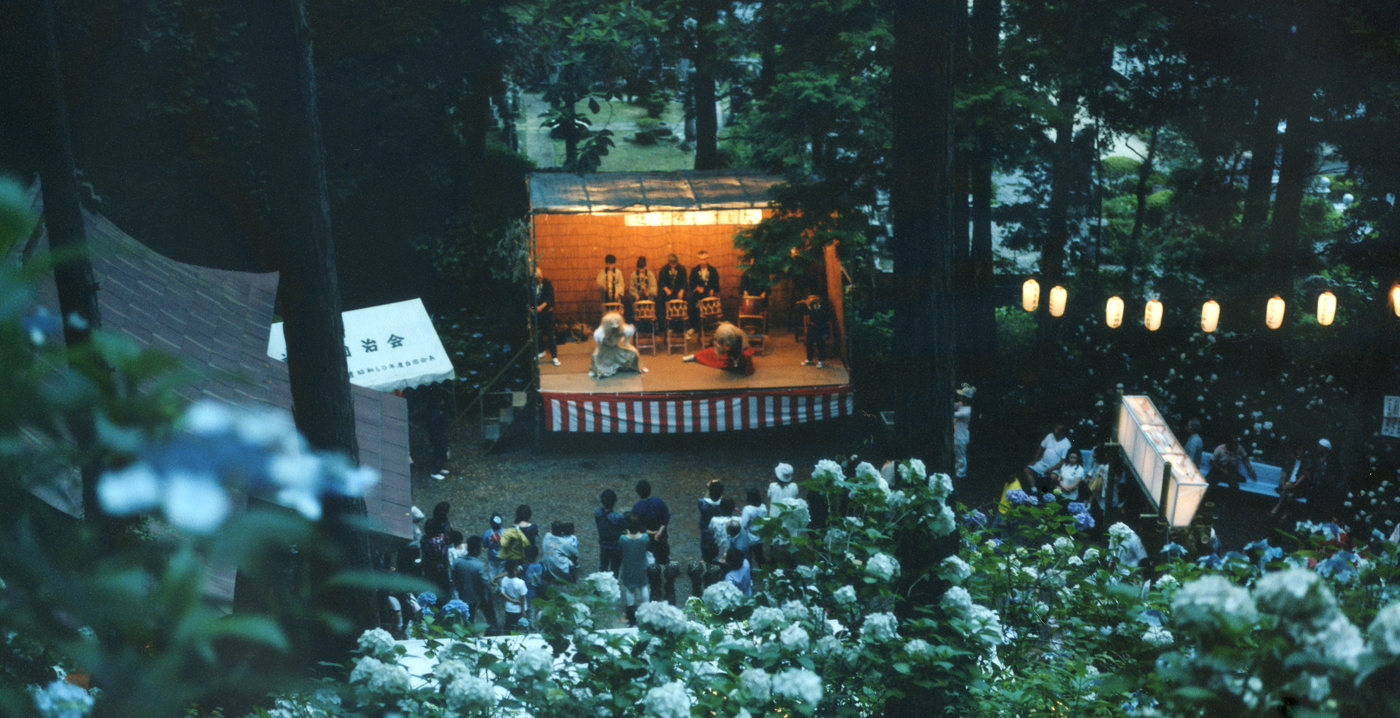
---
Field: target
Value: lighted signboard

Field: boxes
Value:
[1117,395,1209,528]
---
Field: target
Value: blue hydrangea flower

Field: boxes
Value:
[442,599,470,619]
[1073,512,1095,530]
[417,591,438,607]
[964,510,987,528]
[1006,490,1038,506]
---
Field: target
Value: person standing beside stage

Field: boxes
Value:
[628,256,657,324]
[658,254,688,333]
[954,384,974,480]
[688,250,721,332]
[801,294,833,368]
[532,267,560,366]
[597,254,625,305]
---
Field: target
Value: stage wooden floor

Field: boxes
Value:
[539,328,849,395]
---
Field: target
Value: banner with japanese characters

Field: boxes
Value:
[267,298,455,392]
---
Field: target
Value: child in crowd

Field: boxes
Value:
[522,544,545,624]
[706,498,738,559]
[1057,451,1086,501]
[499,560,527,633]
[618,512,651,627]
[723,547,752,596]
[482,514,505,577]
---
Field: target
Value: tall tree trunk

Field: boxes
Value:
[242,0,372,666]
[1042,87,1079,287]
[967,0,999,356]
[692,0,720,170]
[1266,106,1314,297]
[1126,125,1158,286]
[889,0,957,714]
[1239,89,1279,252]
[23,0,105,518]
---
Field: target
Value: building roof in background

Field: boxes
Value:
[529,170,784,214]
[24,187,412,546]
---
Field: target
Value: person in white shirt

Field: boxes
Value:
[1024,423,1071,494]
[627,256,657,324]
[768,462,799,503]
[1057,451,1086,501]
[499,560,528,633]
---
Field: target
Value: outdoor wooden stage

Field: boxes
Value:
[537,328,853,433]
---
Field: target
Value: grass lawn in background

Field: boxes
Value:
[521,94,736,173]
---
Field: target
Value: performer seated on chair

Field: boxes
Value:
[597,254,626,304]
[687,250,720,333]
[590,312,648,378]
[683,322,754,376]
[627,256,657,324]
[658,254,688,333]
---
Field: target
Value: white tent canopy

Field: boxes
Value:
[267,298,456,392]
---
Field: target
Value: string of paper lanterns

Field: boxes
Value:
[1020,277,1347,330]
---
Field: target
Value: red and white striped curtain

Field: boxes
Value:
[542,386,855,433]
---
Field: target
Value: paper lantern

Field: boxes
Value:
[1105,296,1124,328]
[1049,285,1067,317]
[1201,300,1220,333]
[1392,285,1400,318]
[1266,295,1285,329]
[1316,291,1336,326]
[1022,278,1040,313]
[1145,298,1163,331]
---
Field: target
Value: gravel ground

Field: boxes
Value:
[408,407,1284,590]
[410,411,870,574]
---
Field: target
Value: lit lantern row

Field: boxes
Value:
[1021,279,1340,331]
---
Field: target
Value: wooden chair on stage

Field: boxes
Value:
[665,299,691,354]
[632,300,657,355]
[738,294,767,355]
[696,297,723,344]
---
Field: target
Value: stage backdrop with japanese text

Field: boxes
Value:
[267,298,455,392]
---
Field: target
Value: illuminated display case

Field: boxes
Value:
[1117,395,1209,528]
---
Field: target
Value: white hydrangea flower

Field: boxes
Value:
[1367,602,1400,656]
[584,571,622,602]
[930,504,956,537]
[1053,536,1075,554]
[643,682,691,718]
[938,555,972,584]
[350,656,411,699]
[1253,568,1337,625]
[356,627,397,661]
[771,668,823,707]
[771,498,811,536]
[703,580,745,614]
[866,553,901,581]
[163,469,233,532]
[750,606,788,633]
[1067,556,1083,566]
[1155,574,1179,591]
[928,472,954,501]
[904,638,934,660]
[780,623,811,652]
[637,601,691,636]
[887,490,909,507]
[736,668,772,703]
[965,604,1003,649]
[511,645,554,680]
[1142,626,1174,647]
[433,658,471,685]
[1308,613,1366,669]
[97,463,162,515]
[855,461,883,484]
[1108,522,1134,540]
[30,681,93,718]
[861,612,900,643]
[812,459,844,482]
[1172,575,1258,631]
[899,459,928,482]
[1082,547,1101,563]
[813,635,847,663]
[446,675,497,712]
[781,600,811,622]
[833,585,857,606]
